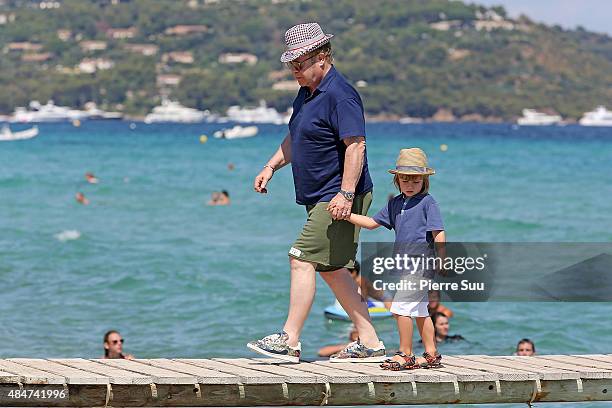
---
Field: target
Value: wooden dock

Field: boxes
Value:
[1,355,612,406]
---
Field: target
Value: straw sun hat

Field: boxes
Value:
[388,148,436,176]
[280,22,333,63]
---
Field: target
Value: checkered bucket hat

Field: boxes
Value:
[280,22,333,63]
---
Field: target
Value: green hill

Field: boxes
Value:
[0,0,610,120]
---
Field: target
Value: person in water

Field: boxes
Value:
[515,338,536,356]
[431,312,464,343]
[428,290,454,318]
[75,192,89,205]
[85,172,99,184]
[207,190,230,206]
[102,330,134,359]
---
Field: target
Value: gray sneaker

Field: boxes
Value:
[247,331,301,363]
[329,339,386,363]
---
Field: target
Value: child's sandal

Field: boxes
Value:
[380,352,419,371]
[419,351,442,368]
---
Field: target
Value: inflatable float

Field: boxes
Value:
[324,299,392,321]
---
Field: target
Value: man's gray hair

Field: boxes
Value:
[312,42,333,63]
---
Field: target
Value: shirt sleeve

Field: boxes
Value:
[372,203,392,230]
[330,98,366,139]
[425,198,444,231]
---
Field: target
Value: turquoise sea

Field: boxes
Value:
[1,121,611,407]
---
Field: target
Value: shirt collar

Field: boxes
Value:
[402,193,427,201]
[303,65,337,98]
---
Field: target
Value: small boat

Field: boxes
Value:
[213,125,258,139]
[517,109,562,126]
[144,100,208,123]
[324,299,392,321]
[0,125,39,141]
[579,106,612,127]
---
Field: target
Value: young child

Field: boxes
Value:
[347,148,445,370]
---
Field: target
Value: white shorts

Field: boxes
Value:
[390,300,429,317]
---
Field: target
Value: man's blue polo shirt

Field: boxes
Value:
[288,66,373,205]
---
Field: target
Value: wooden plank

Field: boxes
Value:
[581,355,612,367]
[427,363,498,382]
[445,356,539,381]
[0,370,21,384]
[276,360,372,384]
[313,360,457,383]
[0,360,66,384]
[477,356,580,380]
[504,356,612,379]
[545,355,612,371]
[92,359,197,384]
[214,358,325,384]
[141,359,241,384]
[8,359,109,385]
[50,358,151,385]
[181,359,286,384]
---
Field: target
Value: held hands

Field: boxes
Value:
[253,166,274,194]
[327,192,353,220]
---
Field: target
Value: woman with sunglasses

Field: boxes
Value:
[102,330,134,359]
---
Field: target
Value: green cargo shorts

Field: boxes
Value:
[288,191,372,272]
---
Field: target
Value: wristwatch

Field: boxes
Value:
[339,190,355,201]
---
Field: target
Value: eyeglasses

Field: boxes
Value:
[111,339,124,345]
[285,53,319,71]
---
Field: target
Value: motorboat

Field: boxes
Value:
[0,124,39,141]
[213,125,258,139]
[226,100,287,124]
[11,100,88,123]
[144,100,208,123]
[517,109,562,126]
[83,102,123,120]
[579,106,612,127]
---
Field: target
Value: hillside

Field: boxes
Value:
[0,0,611,120]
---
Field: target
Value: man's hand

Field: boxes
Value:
[327,192,353,220]
[254,166,274,194]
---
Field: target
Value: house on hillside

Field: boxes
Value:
[6,42,43,52]
[22,52,53,62]
[156,74,182,87]
[79,40,107,52]
[218,52,258,65]
[57,29,72,41]
[0,13,16,24]
[106,27,137,40]
[163,51,194,64]
[164,25,208,36]
[124,43,159,56]
[77,58,114,73]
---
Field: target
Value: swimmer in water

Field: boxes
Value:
[515,338,536,356]
[427,290,454,318]
[432,312,464,343]
[75,192,89,205]
[85,172,99,184]
[102,330,134,360]
[207,190,230,206]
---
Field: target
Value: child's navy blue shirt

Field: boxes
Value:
[373,193,444,243]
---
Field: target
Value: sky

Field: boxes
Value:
[473,0,612,35]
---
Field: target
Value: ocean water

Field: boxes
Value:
[1,121,611,407]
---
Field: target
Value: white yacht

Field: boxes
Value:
[11,100,88,123]
[213,125,258,139]
[226,100,287,125]
[83,102,123,120]
[517,109,562,126]
[579,106,612,127]
[144,100,208,124]
[0,124,39,141]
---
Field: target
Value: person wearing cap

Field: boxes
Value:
[249,22,384,363]
[346,148,445,370]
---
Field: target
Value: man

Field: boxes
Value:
[247,23,385,363]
